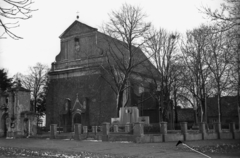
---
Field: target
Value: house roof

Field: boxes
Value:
[7,86,30,92]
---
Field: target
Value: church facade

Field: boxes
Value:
[46,20,159,131]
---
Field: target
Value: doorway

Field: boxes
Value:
[1,114,7,137]
[73,113,81,124]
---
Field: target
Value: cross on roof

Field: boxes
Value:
[76,11,79,19]
[76,93,79,99]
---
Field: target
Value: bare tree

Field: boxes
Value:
[181,25,212,124]
[14,63,49,113]
[201,0,240,32]
[100,4,151,115]
[228,28,240,129]
[0,0,36,39]
[203,25,233,124]
[202,0,240,126]
[143,27,180,123]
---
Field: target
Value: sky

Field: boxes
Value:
[0,0,223,77]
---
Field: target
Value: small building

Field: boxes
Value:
[207,96,239,125]
[0,86,37,137]
[175,96,239,128]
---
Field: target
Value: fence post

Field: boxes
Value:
[181,122,188,141]
[230,122,236,139]
[160,122,167,142]
[50,124,57,139]
[102,122,110,141]
[200,122,206,140]
[214,122,222,139]
[92,126,97,134]
[83,126,88,134]
[74,123,81,140]
[113,124,119,133]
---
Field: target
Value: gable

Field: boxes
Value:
[72,95,87,113]
[60,20,97,39]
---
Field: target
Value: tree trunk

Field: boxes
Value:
[194,110,198,125]
[194,98,199,125]
[238,89,240,130]
[237,50,240,130]
[116,92,123,117]
[174,89,178,125]
[217,91,221,123]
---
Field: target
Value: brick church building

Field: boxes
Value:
[46,20,160,131]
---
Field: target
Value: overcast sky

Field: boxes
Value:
[0,0,223,77]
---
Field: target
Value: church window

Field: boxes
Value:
[74,38,80,52]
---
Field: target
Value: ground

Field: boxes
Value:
[0,138,239,158]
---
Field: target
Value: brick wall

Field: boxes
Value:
[46,70,117,128]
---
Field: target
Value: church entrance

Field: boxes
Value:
[73,113,81,124]
[1,114,7,137]
[23,118,29,136]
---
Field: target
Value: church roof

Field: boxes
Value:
[59,20,98,39]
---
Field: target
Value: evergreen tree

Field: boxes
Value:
[0,69,12,91]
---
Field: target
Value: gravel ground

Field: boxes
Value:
[0,146,130,158]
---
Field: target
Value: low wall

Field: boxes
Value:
[205,133,218,140]
[49,122,240,143]
[186,133,202,141]
[108,134,136,142]
[220,132,233,139]
[165,133,183,142]
[138,135,162,143]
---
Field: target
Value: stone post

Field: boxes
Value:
[92,126,97,134]
[160,122,167,142]
[181,122,187,141]
[83,126,88,134]
[214,123,222,139]
[230,122,236,139]
[113,125,119,133]
[50,124,57,139]
[200,122,206,140]
[74,124,81,140]
[133,122,144,136]
[102,122,110,141]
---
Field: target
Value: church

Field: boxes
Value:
[46,20,160,131]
